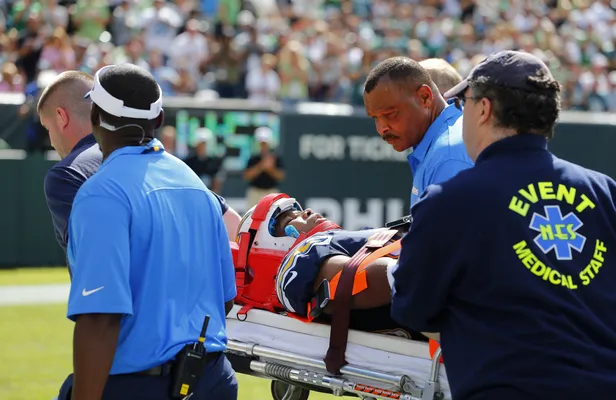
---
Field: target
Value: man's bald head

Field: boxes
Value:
[37,71,94,159]
[419,58,463,96]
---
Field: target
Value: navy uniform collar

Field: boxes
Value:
[475,134,548,165]
[71,133,97,152]
[409,101,462,164]
[101,138,165,169]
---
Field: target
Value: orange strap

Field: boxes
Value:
[287,234,402,323]
[329,239,402,300]
[287,310,312,323]
[325,229,398,375]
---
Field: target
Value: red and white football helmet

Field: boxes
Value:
[232,193,340,315]
[235,195,303,253]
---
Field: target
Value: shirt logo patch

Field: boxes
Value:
[412,186,419,195]
[529,205,585,260]
[508,181,607,290]
[82,286,104,296]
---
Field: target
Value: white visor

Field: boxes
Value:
[84,65,163,120]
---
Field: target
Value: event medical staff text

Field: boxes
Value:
[507,181,607,289]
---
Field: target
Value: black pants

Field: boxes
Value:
[57,353,238,400]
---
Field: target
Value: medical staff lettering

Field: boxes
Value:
[512,240,578,289]
[509,182,596,218]
[509,181,608,289]
[579,240,608,286]
[513,239,609,289]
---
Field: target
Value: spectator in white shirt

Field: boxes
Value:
[168,18,208,80]
[140,0,183,55]
[245,53,280,102]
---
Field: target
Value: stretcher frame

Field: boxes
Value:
[224,306,447,400]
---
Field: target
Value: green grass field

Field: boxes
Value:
[0,267,332,400]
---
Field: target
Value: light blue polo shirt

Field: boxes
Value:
[408,101,474,207]
[66,138,236,375]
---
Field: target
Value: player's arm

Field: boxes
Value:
[67,195,132,400]
[223,207,241,241]
[390,185,464,333]
[211,192,241,240]
[316,255,394,313]
[43,167,83,252]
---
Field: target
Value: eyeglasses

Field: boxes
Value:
[457,95,484,105]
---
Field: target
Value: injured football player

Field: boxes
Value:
[235,193,429,341]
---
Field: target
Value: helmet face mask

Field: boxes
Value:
[268,200,302,237]
[236,196,304,254]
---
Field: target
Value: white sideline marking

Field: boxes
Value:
[0,283,70,306]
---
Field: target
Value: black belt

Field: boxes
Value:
[134,352,221,377]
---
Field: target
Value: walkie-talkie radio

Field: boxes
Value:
[170,315,211,399]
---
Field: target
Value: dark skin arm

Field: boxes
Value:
[316,256,441,340]
[315,255,394,313]
[71,314,121,400]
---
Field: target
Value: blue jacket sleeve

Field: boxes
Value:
[390,184,465,332]
[428,159,473,187]
[43,167,85,253]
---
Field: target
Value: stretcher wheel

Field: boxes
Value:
[270,380,310,400]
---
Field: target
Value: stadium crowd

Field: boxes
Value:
[0,0,615,112]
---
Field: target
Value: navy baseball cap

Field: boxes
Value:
[443,50,555,99]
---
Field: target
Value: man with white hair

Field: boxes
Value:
[419,58,463,97]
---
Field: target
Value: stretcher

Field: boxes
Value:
[228,195,448,399]
[225,305,450,400]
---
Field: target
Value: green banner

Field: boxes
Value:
[162,103,280,174]
[278,112,411,230]
[0,156,66,267]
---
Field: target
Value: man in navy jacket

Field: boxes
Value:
[391,51,616,399]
